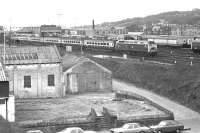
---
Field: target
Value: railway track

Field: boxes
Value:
[141,47,200,65]
[81,47,200,65]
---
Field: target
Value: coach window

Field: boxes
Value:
[48,74,55,86]
[24,75,31,88]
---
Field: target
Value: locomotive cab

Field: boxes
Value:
[148,41,157,56]
[191,37,200,53]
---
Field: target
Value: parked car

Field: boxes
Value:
[110,123,151,133]
[57,127,96,133]
[150,120,184,133]
[26,130,43,133]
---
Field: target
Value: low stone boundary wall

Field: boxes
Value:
[18,91,175,131]
[112,90,174,126]
[18,108,97,131]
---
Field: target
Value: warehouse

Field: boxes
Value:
[62,54,112,94]
[40,25,61,37]
[0,46,63,98]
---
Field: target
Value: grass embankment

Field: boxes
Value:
[89,57,200,113]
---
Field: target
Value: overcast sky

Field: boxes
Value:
[0,0,199,28]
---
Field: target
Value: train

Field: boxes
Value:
[147,37,190,48]
[10,36,158,56]
[191,37,200,53]
[148,36,200,54]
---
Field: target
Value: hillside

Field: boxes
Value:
[89,57,200,113]
[100,8,200,28]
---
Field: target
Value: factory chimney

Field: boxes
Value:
[92,19,95,29]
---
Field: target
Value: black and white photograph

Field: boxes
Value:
[0,0,200,133]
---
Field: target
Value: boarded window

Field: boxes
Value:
[24,76,31,88]
[48,74,55,86]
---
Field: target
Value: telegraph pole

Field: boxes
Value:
[3,27,6,65]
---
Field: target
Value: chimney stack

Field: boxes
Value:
[92,19,95,30]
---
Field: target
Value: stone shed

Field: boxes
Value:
[0,45,63,98]
[62,54,112,94]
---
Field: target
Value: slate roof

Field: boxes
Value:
[62,53,111,74]
[0,46,61,65]
[40,25,61,32]
[16,27,40,33]
[62,53,86,72]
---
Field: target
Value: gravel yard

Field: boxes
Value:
[16,92,165,122]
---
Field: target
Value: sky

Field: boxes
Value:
[0,0,199,28]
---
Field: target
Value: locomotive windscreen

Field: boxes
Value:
[0,81,9,97]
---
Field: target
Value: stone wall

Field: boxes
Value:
[113,90,174,126]
[6,63,63,98]
[0,95,15,122]
[64,60,112,94]
[18,91,174,131]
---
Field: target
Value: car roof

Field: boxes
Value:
[66,127,82,129]
[125,123,140,125]
[59,127,83,132]
[26,130,43,133]
[160,120,181,124]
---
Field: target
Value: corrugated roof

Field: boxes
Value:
[0,62,7,81]
[0,46,61,65]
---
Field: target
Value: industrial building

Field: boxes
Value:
[62,54,112,94]
[40,25,62,37]
[0,46,63,98]
[16,27,40,36]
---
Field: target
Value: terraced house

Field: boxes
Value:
[0,46,63,98]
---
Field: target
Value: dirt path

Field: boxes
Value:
[113,79,200,133]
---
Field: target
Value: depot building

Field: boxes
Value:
[0,46,63,98]
[62,54,112,94]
